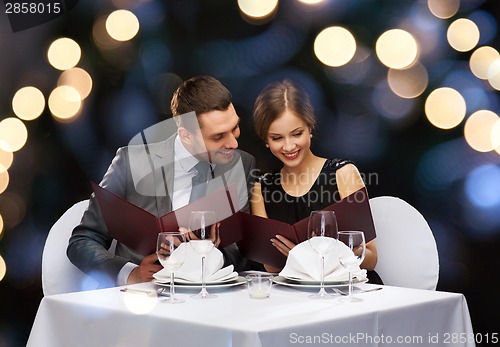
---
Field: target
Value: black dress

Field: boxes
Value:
[258,158,383,285]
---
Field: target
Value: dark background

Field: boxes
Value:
[1,1,499,346]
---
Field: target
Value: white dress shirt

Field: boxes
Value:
[117,135,212,285]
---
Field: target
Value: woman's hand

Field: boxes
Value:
[180,223,221,248]
[271,234,296,257]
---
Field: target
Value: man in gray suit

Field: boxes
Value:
[67,76,259,286]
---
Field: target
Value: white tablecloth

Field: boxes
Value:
[27,282,474,347]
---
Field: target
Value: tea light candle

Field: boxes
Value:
[250,286,270,299]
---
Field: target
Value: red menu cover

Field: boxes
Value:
[235,187,376,269]
[91,181,243,254]
[92,181,375,269]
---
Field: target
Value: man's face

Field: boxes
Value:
[190,103,241,165]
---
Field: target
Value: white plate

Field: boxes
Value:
[153,276,246,289]
[274,276,367,288]
[174,272,239,285]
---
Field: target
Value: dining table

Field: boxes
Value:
[27,277,475,347]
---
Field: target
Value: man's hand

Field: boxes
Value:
[127,253,162,284]
[181,223,221,248]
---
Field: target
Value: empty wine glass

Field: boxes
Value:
[156,231,187,304]
[307,210,338,299]
[188,211,218,299]
[337,231,366,303]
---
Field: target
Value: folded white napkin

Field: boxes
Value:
[279,240,367,282]
[153,243,236,283]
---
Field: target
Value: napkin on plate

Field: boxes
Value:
[153,243,237,283]
[279,240,367,282]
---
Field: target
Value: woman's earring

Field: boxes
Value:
[309,134,313,138]
[265,143,269,148]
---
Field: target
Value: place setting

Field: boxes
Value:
[152,211,246,303]
[273,210,377,302]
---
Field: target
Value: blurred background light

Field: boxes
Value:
[492,119,500,154]
[324,45,372,84]
[427,0,460,19]
[375,29,418,69]
[0,214,3,235]
[106,9,140,42]
[58,68,93,100]
[297,0,324,4]
[487,58,500,90]
[93,16,122,50]
[48,86,82,121]
[0,117,28,152]
[0,166,8,194]
[387,62,429,99]
[0,255,6,282]
[237,0,278,23]
[314,26,356,67]
[12,87,45,121]
[469,46,499,79]
[464,110,500,152]
[425,87,466,129]
[468,10,497,45]
[47,37,81,71]
[0,141,14,172]
[447,18,480,52]
[373,79,416,123]
[465,164,500,208]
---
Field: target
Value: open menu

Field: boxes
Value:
[91,181,243,254]
[234,188,376,268]
[92,182,376,268]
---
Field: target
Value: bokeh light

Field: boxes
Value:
[465,164,500,208]
[0,255,6,282]
[47,37,81,70]
[297,0,324,4]
[491,118,500,154]
[237,0,278,20]
[375,29,418,69]
[387,62,429,98]
[427,0,460,19]
[58,68,93,100]
[314,26,356,67]
[425,87,466,129]
[0,141,13,172]
[469,46,499,80]
[487,58,500,91]
[0,117,28,152]
[12,87,45,121]
[93,15,122,50]
[48,86,82,121]
[447,18,480,52]
[464,110,500,152]
[373,79,416,123]
[0,214,3,236]
[106,10,140,42]
[122,291,158,314]
[0,166,9,194]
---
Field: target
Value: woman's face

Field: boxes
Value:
[266,110,312,168]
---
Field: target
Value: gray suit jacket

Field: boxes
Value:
[67,135,257,285]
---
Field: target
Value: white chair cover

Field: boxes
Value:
[370,196,439,290]
[42,200,100,295]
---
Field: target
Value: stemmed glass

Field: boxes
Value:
[188,211,218,299]
[156,231,187,304]
[337,231,366,303]
[307,210,338,299]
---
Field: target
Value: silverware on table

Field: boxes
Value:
[333,287,383,296]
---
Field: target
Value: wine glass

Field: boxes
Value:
[156,231,187,304]
[188,211,218,299]
[307,210,338,299]
[337,231,366,303]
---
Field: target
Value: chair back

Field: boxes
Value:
[370,196,439,290]
[42,200,99,295]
